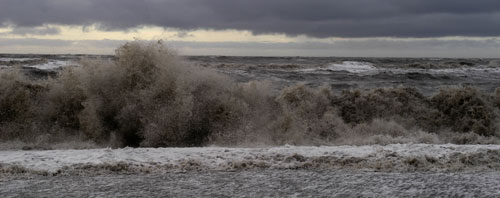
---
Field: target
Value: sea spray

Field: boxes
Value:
[2,41,500,149]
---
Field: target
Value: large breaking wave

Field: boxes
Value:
[2,41,500,149]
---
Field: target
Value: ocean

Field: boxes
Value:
[2,42,500,197]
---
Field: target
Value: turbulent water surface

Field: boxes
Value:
[3,170,500,197]
[2,54,500,95]
[188,56,500,95]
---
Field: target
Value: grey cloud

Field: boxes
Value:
[4,26,61,36]
[175,31,193,38]
[2,0,500,38]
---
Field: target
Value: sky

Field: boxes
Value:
[1,0,500,57]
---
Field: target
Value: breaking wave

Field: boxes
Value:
[300,61,378,74]
[326,61,377,74]
[2,41,500,149]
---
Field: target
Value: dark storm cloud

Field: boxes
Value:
[1,0,500,38]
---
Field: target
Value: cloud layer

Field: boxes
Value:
[2,0,500,38]
[1,26,61,36]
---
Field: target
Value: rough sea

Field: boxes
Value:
[2,53,500,197]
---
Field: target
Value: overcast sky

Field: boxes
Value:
[1,0,500,57]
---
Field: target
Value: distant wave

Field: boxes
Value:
[299,61,378,74]
[298,61,500,77]
[23,60,77,70]
[0,58,41,62]
[326,61,378,74]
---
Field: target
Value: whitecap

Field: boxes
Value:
[326,61,378,74]
[297,61,378,75]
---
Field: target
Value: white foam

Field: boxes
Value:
[297,61,378,74]
[326,61,378,74]
[1,144,500,173]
